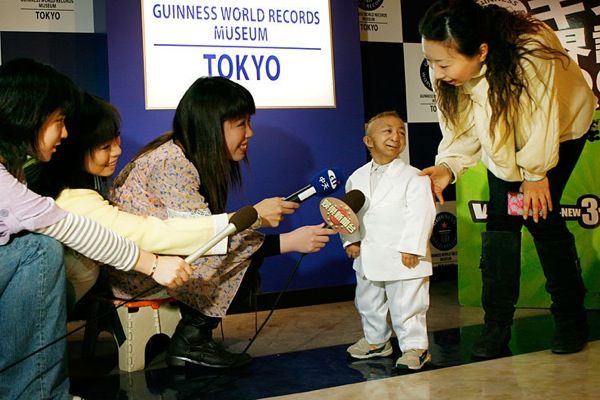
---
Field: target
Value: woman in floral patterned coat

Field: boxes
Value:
[110,76,335,368]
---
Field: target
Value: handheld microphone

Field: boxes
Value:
[184,206,258,264]
[319,189,366,235]
[285,168,343,203]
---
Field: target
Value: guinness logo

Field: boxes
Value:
[420,59,433,91]
[430,212,457,251]
[359,0,384,11]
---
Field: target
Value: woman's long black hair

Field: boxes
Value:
[419,0,568,145]
[127,76,256,214]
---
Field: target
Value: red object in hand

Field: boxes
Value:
[507,192,542,216]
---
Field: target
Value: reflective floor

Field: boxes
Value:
[67,280,600,400]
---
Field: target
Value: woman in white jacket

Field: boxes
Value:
[419,0,595,358]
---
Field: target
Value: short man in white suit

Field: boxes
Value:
[343,111,436,370]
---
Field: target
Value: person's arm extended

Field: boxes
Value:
[434,124,481,184]
[1,164,191,287]
[418,120,480,204]
[36,213,193,288]
[279,224,335,254]
[253,225,336,258]
[56,188,229,256]
[428,69,482,183]
[35,212,138,270]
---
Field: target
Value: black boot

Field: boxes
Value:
[166,304,251,368]
[534,235,588,354]
[472,231,521,359]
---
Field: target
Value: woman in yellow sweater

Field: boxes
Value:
[27,93,233,302]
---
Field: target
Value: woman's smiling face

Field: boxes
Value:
[422,38,487,86]
[224,115,253,161]
[84,136,122,177]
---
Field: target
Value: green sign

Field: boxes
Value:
[456,135,600,309]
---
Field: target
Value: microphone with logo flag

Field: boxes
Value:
[319,189,365,235]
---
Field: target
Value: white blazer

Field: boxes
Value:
[342,158,436,281]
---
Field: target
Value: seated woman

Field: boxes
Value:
[32,88,335,368]
[1,58,191,400]
[28,93,238,303]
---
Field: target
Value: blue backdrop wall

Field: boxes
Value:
[106,0,366,293]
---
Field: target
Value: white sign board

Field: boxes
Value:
[0,0,94,33]
[403,43,438,123]
[141,0,335,109]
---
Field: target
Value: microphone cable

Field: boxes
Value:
[0,252,307,377]
[179,252,307,399]
[240,253,305,355]
[1,205,260,375]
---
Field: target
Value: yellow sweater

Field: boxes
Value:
[56,188,229,256]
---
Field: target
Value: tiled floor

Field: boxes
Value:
[67,280,599,400]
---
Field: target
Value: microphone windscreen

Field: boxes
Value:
[342,189,366,213]
[229,206,258,232]
[309,168,344,197]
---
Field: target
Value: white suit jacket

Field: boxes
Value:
[342,158,436,281]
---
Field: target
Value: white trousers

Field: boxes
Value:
[355,273,429,351]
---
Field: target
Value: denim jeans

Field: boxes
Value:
[485,136,587,241]
[0,233,69,400]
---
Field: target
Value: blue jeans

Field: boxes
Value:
[0,233,69,400]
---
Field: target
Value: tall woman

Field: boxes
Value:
[419,0,595,358]
[0,59,192,399]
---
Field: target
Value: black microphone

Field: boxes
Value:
[184,206,258,264]
[341,189,366,214]
[319,189,366,234]
[285,168,344,203]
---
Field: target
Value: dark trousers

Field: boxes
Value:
[480,136,588,330]
[485,135,586,239]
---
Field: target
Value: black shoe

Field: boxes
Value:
[167,307,252,369]
[552,339,587,354]
[551,323,588,354]
[472,324,512,359]
[167,337,251,368]
[533,236,588,355]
